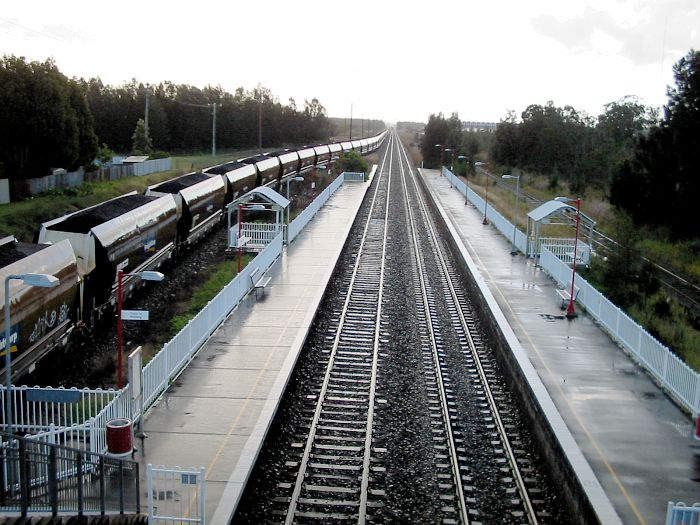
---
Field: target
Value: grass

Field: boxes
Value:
[0,150,259,241]
[168,254,253,335]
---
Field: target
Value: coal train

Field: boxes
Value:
[0,131,387,380]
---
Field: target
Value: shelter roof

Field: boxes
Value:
[527,199,596,228]
[232,186,289,209]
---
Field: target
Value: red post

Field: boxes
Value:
[117,270,123,389]
[695,414,700,441]
[566,198,581,319]
[237,205,243,274]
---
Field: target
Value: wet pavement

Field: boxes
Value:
[135,180,371,525]
[421,168,699,525]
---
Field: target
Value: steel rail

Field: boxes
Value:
[398,136,540,525]
[283,133,394,524]
[395,132,471,524]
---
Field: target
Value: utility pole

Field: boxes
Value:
[144,90,150,136]
[211,103,217,157]
[258,97,262,153]
[349,103,353,140]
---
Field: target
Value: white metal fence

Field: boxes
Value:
[141,233,283,410]
[288,172,346,244]
[536,238,592,265]
[229,223,281,248]
[343,171,365,182]
[3,234,283,454]
[442,167,528,254]
[147,464,205,525]
[667,502,700,525]
[540,247,700,415]
[7,168,355,456]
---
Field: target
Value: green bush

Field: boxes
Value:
[149,151,170,160]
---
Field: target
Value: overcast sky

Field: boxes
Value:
[2,0,699,125]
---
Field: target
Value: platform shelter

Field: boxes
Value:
[526,199,596,264]
[226,186,289,251]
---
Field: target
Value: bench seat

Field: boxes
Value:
[556,283,580,309]
[250,267,271,298]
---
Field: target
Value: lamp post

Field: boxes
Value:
[554,196,582,319]
[285,176,304,228]
[434,144,445,174]
[481,164,490,225]
[117,270,164,389]
[502,174,521,255]
[444,148,456,187]
[237,203,267,273]
[458,155,468,204]
[444,148,456,171]
[5,273,59,434]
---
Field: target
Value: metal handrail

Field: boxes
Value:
[0,430,140,516]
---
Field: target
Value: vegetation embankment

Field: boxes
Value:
[411,49,700,371]
[168,255,252,339]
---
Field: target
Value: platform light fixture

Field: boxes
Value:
[5,273,59,435]
[434,144,445,174]
[116,270,164,389]
[458,155,469,204]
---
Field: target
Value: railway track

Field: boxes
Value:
[235,131,567,523]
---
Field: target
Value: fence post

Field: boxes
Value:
[19,439,29,516]
[147,464,154,525]
[77,451,84,515]
[99,455,106,514]
[49,445,58,516]
[134,462,141,513]
[637,327,642,358]
[693,376,700,416]
[199,466,206,524]
[118,460,125,514]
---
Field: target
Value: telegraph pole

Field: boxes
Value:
[258,97,263,153]
[144,91,150,134]
[349,103,353,140]
[211,103,217,157]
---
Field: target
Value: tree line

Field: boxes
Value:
[420,49,700,241]
[0,55,332,181]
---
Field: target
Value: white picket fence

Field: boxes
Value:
[288,172,346,244]
[533,237,591,265]
[5,169,364,455]
[540,247,700,416]
[2,233,283,454]
[141,233,283,410]
[229,223,282,249]
[442,167,528,254]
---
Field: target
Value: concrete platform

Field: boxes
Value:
[135,180,370,525]
[421,168,700,525]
